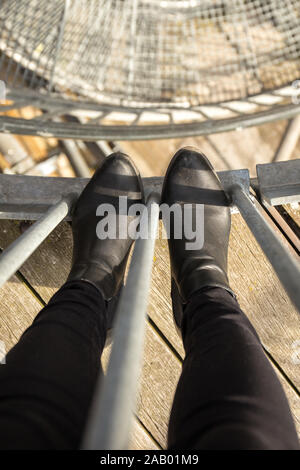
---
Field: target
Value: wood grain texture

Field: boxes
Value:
[102,327,180,449]
[150,218,300,379]
[229,214,300,388]
[0,219,179,449]
[283,203,300,227]
[148,226,185,359]
[0,259,162,451]
[0,216,299,443]
[0,274,42,353]
[144,219,300,435]
[128,420,159,450]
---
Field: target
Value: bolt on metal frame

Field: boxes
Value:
[0,160,298,448]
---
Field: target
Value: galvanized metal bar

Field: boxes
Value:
[0,103,300,141]
[60,139,91,178]
[0,167,298,220]
[83,141,111,162]
[0,196,73,288]
[82,193,160,450]
[257,199,300,255]
[4,86,299,116]
[273,115,300,163]
[256,160,300,206]
[0,133,29,166]
[0,174,86,220]
[230,185,300,314]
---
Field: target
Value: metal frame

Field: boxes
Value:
[0,160,298,449]
[0,161,298,218]
[1,88,300,140]
[0,196,72,288]
[0,0,299,450]
[1,0,300,141]
[82,193,160,450]
[230,184,300,319]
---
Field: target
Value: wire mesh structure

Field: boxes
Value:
[0,0,300,139]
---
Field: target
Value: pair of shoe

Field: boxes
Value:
[67,148,233,332]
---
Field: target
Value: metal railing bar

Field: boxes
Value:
[0,103,299,141]
[33,108,68,121]
[256,160,300,206]
[0,170,298,221]
[0,196,73,289]
[59,139,91,178]
[230,185,300,314]
[82,192,160,450]
[250,186,300,256]
[2,84,296,115]
[272,115,300,163]
[0,100,28,111]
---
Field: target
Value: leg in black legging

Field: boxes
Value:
[0,280,106,449]
[168,287,299,450]
[0,152,143,450]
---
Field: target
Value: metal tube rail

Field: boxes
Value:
[82,193,160,450]
[60,139,91,178]
[0,197,72,288]
[230,185,300,314]
[1,103,300,141]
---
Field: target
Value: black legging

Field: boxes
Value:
[0,281,298,449]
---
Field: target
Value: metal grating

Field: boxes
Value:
[0,0,300,108]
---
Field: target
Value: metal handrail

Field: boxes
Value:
[1,103,300,141]
[0,196,73,289]
[82,193,160,450]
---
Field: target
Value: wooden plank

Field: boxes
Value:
[149,229,184,358]
[150,218,300,387]
[228,214,300,388]
[0,219,299,442]
[120,120,292,177]
[281,203,300,230]
[147,220,300,435]
[0,274,42,352]
[276,373,300,433]
[102,328,180,449]
[136,324,180,447]
[0,274,159,449]
[255,200,300,254]
[128,420,159,450]
[0,220,179,449]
